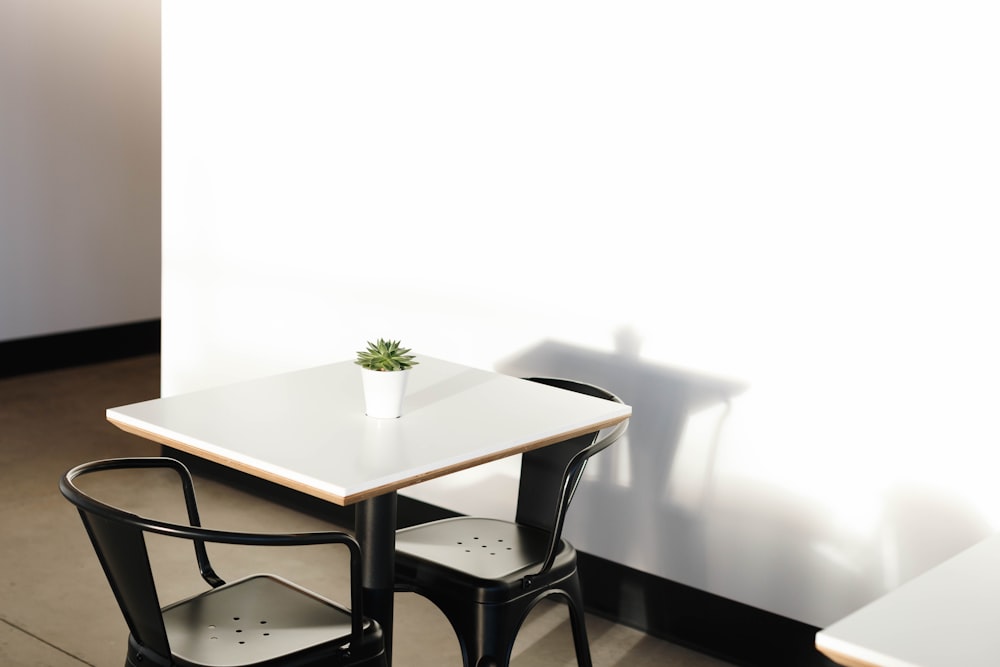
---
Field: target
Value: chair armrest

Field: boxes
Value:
[60,457,367,646]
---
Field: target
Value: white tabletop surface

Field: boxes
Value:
[815,533,1000,667]
[107,356,632,505]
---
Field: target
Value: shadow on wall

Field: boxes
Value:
[494,329,747,585]
[493,329,996,626]
[875,482,993,589]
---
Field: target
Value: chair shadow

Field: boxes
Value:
[493,330,997,634]
[494,328,748,584]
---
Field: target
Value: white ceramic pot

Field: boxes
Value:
[360,367,410,418]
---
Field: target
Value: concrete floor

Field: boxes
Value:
[0,355,734,666]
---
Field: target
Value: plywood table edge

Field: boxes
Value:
[108,412,630,507]
[107,417,352,505]
[816,629,913,667]
[365,414,631,494]
[815,643,885,667]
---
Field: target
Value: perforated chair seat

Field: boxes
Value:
[163,574,364,666]
[396,518,575,603]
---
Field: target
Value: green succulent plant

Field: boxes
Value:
[354,338,419,372]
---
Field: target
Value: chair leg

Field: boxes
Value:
[562,574,594,667]
[469,603,527,667]
[424,593,525,667]
[411,581,593,667]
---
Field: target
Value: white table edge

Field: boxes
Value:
[814,532,1000,667]
[106,408,631,506]
[815,632,917,667]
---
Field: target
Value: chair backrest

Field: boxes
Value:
[61,458,195,657]
[60,457,366,660]
[515,378,628,577]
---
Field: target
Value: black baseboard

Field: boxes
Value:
[577,552,837,667]
[166,449,834,667]
[0,320,161,378]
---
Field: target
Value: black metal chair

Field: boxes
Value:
[60,457,386,667]
[394,377,629,667]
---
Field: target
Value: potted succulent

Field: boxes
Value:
[355,338,419,418]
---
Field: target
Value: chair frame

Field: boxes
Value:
[394,377,628,667]
[515,377,629,587]
[60,456,384,667]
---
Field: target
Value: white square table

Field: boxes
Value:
[815,533,1000,667]
[107,356,632,664]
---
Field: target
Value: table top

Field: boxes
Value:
[815,533,1000,667]
[107,356,632,506]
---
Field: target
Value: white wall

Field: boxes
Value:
[0,0,160,342]
[161,1,1000,627]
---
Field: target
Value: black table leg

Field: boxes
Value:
[356,492,397,665]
